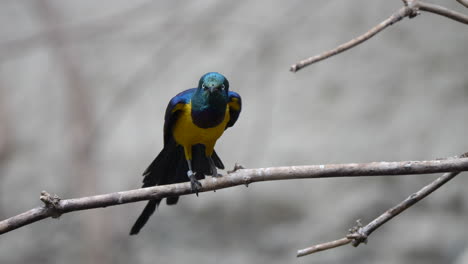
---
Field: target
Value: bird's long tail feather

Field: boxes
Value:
[130,199,161,235]
[130,143,225,235]
[130,146,173,235]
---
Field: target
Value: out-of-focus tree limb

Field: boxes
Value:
[0,87,13,166]
[0,85,15,219]
[290,0,468,72]
[297,153,468,257]
[290,6,413,72]
[1,156,468,235]
[34,1,110,263]
[457,0,468,8]
[0,0,157,63]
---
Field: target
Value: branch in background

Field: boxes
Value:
[289,6,413,72]
[418,2,468,24]
[0,84,15,219]
[290,0,468,72]
[34,2,110,263]
[297,237,352,257]
[297,153,468,257]
[0,1,158,63]
[1,156,468,235]
[458,0,468,8]
[0,86,13,165]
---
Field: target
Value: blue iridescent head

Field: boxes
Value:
[197,72,229,95]
[191,72,230,128]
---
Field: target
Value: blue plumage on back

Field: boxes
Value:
[163,88,196,144]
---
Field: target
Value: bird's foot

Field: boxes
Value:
[187,170,202,196]
[208,157,222,178]
[211,169,222,178]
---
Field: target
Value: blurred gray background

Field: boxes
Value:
[1,0,468,263]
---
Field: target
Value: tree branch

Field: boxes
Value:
[290,0,468,72]
[297,153,468,257]
[350,170,461,247]
[297,237,352,257]
[290,6,413,72]
[458,0,468,8]
[0,156,468,235]
[418,2,468,24]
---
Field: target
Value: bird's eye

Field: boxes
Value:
[202,83,208,90]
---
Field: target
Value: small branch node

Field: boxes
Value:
[405,0,421,18]
[347,219,368,246]
[243,175,252,187]
[409,10,421,18]
[348,219,363,233]
[227,163,245,173]
[40,191,60,206]
[40,191,62,218]
[350,228,368,247]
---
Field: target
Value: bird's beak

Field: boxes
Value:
[209,86,220,93]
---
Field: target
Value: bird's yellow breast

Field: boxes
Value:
[172,101,230,159]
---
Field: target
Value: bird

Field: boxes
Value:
[130,72,242,235]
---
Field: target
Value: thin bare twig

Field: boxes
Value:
[418,2,468,24]
[289,6,413,72]
[290,0,468,72]
[0,156,468,235]
[458,0,468,8]
[351,170,462,246]
[297,153,468,257]
[297,237,352,257]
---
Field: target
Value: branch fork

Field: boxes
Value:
[297,153,468,257]
[290,0,468,72]
[347,219,368,246]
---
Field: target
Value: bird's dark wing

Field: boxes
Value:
[163,88,196,144]
[226,91,242,129]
